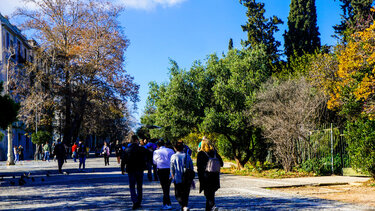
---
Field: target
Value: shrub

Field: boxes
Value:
[345,118,375,178]
[301,155,349,175]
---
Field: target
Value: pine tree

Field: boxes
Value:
[333,0,375,42]
[240,0,283,62]
[284,0,321,60]
[228,38,233,51]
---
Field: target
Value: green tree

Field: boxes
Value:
[228,38,233,51]
[0,82,20,130]
[142,46,271,168]
[284,0,321,60]
[31,131,52,145]
[333,0,375,42]
[240,0,283,63]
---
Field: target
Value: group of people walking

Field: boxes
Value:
[13,145,24,162]
[122,135,223,211]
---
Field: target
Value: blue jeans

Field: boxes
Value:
[79,156,86,169]
[44,151,50,161]
[128,171,144,205]
[73,152,77,162]
[15,154,19,162]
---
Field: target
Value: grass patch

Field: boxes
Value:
[221,164,315,179]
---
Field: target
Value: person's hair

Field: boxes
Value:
[130,135,138,143]
[175,141,184,152]
[201,139,214,152]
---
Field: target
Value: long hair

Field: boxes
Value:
[201,139,214,152]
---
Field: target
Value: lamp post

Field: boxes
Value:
[6,48,15,166]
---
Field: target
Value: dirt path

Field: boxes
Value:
[275,183,375,208]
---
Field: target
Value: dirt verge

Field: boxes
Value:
[274,182,375,208]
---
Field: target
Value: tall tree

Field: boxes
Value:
[15,0,139,144]
[240,0,283,63]
[284,0,321,60]
[333,0,375,42]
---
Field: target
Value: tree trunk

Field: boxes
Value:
[63,70,72,145]
[71,92,88,144]
[34,144,39,160]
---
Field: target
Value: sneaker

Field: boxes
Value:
[183,207,189,211]
[161,205,172,210]
[211,206,218,211]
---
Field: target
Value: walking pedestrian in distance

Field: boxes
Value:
[102,142,110,166]
[72,142,78,162]
[171,141,194,211]
[13,146,19,163]
[123,135,148,210]
[53,139,66,173]
[153,139,175,210]
[115,140,122,164]
[197,139,223,211]
[18,145,24,161]
[77,140,86,171]
[144,139,158,181]
[43,142,50,162]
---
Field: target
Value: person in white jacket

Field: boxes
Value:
[153,139,175,210]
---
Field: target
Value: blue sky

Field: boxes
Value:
[1,0,342,125]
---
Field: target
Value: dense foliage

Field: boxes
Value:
[240,0,283,63]
[31,131,52,145]
[345,118,375,177]
[0,82,20,130]
[142,47,271,168]
[284,0,321,60]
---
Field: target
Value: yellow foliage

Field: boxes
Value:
[312,20,375,119]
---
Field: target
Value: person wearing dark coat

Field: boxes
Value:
[123,135,148,210]
[197,139,223,211]
[53,139,66,173]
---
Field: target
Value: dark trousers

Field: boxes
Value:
[121,158,125,174]
[57,158,64,173]
[128,171,144,205]
[204,189,216,211]
[79,156,86,169]
[147,162,159,181]
[157,168,171,206]
[104,154,109,165]
[174,182,191,208]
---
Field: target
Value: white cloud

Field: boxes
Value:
[118,0,187,10]
[0,0,187,16]
[0,0,37,16]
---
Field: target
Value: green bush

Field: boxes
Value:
[301,155,349,175]
[345,118,375,178]
[31,131,52,145]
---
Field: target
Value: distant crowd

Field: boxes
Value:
[13,136,223,211]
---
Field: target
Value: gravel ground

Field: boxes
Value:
[0,157,372,210]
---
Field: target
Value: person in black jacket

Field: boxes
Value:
[53,139,66,173]
[197,139,223,211]
[123,135,148,210]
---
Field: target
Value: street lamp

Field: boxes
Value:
[6,48,15,166]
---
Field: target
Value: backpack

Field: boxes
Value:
[204,151,221,173]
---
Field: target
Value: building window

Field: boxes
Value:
[6,32,10,49]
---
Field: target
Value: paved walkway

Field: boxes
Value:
[0,157,373,210]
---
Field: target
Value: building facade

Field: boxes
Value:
[0,13,34,161]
